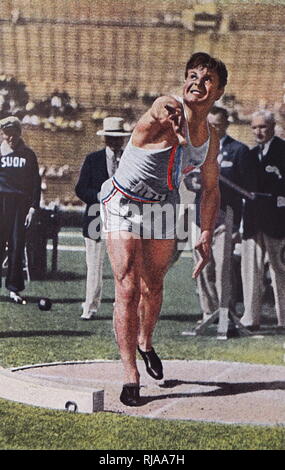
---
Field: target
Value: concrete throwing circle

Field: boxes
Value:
[2,360,285,426]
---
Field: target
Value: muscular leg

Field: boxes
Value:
[106,231,143,385]
[137,239,176,351]
[106,232,175,406]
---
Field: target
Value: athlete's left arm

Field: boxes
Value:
[192,128,220,278]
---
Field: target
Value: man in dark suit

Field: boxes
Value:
[186,106,249,319]
[75,117,131,319]
[240,110,285,330]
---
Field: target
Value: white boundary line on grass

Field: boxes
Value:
[46,244,192,256]
[10,359,119,372]
[11,358,285,373]
[47,244,86,251]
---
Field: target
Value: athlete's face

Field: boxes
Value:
[183,66,224,107]
[1,127,21,149]
[251,116,275,145]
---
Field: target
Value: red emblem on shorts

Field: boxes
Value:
[182,165,195,175]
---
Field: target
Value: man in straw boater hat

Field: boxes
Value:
[0,116,41,304]
[100,52,228,406]
[75,117,131,320]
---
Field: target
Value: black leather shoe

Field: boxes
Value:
[120,384,140,406]
[138,346,163,380]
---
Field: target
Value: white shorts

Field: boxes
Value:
[100,179,180,239]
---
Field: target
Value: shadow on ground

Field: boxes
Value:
[135,379,285,406]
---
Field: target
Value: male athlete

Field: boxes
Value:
[100,52,228,406]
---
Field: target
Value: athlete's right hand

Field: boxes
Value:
[164,104,187,146]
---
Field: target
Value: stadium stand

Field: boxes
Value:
[0,0,284,205]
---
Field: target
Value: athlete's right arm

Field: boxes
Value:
[150,96,186,145]
[132,96,186,147]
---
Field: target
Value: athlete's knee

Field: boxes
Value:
[115,275,141,307]
[141,278,164,299]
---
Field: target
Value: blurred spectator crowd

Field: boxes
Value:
[2,74,284,139]
[0,74,83,132]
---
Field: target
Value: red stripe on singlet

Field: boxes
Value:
[167,145,177,190]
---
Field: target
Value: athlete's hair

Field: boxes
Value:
[185,52,228,88]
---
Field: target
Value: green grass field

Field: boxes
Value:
[0,232,284,450]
